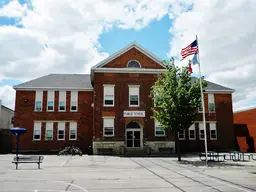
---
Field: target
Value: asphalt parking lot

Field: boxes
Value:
[0,154,256,192]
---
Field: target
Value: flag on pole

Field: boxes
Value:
[181,39,198,60]
[192,54,198,65]
[188,60,193,73]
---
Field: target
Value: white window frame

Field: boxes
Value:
[199,123,205,140]
[127,60,141,68]
[45,122,53,141]
[154,121,165,137]
[129,85,140,107]
[189,124,196,140]
[59,91,66,112]
[198,103,203,113]
[103,85,115,107]
[35,91,43,112]
[70,91,78,112]
[178,129,185,140]
[57,122,65,140]
[47,91,54,112]
[33,122,41,140]
[208,93,215,113]
[103,117,115,137]
[210,122,217,140]
[69,122,77,140]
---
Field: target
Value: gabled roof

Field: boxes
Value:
[234,106,256,114]
[1,105,14,113]
[91,41,166,69]
[13,74,93,90]
[191,77,234,93]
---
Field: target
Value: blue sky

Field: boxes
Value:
[0,0,255,111]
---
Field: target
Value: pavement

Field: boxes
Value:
[0,154,256,192]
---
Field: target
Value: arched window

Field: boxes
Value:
[126,121,140,129]
[127,60,141,68]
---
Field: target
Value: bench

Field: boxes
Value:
[97,148,113,155]
[199,152,226,162]
[12,156,44,169]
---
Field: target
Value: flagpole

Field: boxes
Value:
[196,34,208,167]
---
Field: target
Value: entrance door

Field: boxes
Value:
[126,130,141,148]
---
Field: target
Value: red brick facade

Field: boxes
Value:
[13,90,93,152]
[13,43,236,154]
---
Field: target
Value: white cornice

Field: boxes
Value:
[14,87,93,91]
[91,42,166,69]
[94,68,166,74]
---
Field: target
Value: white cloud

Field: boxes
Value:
[169,0,256,111]
[0,0,27,17]
[0,0,194,108]
[0,85,15,109]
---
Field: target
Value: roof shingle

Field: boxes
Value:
[13,74,93,90]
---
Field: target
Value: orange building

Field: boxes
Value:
[234,107,256,152]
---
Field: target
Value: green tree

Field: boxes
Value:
[151,58,207,161]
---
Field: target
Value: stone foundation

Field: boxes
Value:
[93,141,125,155]
[145,141,175,153]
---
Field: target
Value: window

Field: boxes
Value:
[33,122,41,140]
[70,91,78,111]
[103,118,114,137]
[127,60,141,68]
[35,91,43,112]
[69,122,77,140]
[103,85,114,106]
[208,94,215,112]
[178,130,185,140]
[210,122,217,140]
[57,122,65,140]
[129,86,139,107]
[45,122,53,140]
[11,116,14,124]
[189,124,196,140]
[155,121,165,137]
[199,123,205,140]
[59,91,66,111]
[47,91,54,111]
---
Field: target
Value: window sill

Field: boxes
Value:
[155,135,166,137]
[129,105,140,107]
[210,138,217,140]
[189,138,196,140]
[69,139,77,140]
[32,139,41,141]
[70,110,78,112]
[58,110,66,112]
[47,110,54,112]
[178,138,185,140]
[34,110,42,112]
[45,139,53,141]
[57,139,65,141]
[104,105,114,107]
[103,135,115,137]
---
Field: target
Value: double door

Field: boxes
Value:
[126,130,141,148]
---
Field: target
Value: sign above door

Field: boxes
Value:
[123,111,145,117]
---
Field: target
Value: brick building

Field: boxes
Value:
[234,107,256,152]
[13,42,236,154]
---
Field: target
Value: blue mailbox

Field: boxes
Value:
[11,127,27,157]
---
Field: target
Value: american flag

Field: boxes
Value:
[181,39,198,60]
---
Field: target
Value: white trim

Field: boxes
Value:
[210,122,217,140]
[127,60,141,68]
[91,42,166,69]
[57,122,65,140]
[70,91,78,112]
[58,91,66,112]
[94,68,166,74]
[189,124,196,140]
[35,91,43,112]
[45,122,53,141]
[178,130,185,140]
[33,122,41,141]
[204,90,234,93]
[103,117,115,137]
[103,85,115,107]
[69,122,77,140]
[14,87,93,91]
[154,121,166,137]
[199,123,205,140]
[129,86,140,107]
